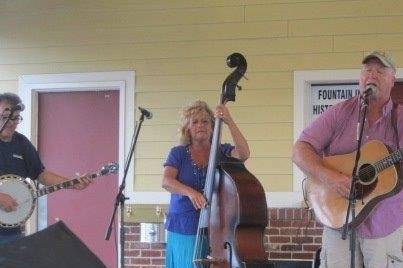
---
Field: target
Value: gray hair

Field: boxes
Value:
[0,92,22,107]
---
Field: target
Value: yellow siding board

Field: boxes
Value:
[334,34,403,52]
[248,141,292,157]
[139,125,180,142]
[135,139,291,159]
[235,89,292,106]
[289,16,403,37]
[140,123,292,142]
[135,159,165,175]
[246,1,403,21]
[0,21,287,49]
[258,174,292,192]
[127,53,361,76]
[221,124,292,141]
[249,52,364,72]
[127,58,221,76]
[246,0,344,3]
[1,0,245,13]
[134,175,163,192]
[226,106,292,123]
[0,6,244,31]
[140,109,183,125]
[140,106,292,125]
[0,56,249,78]
[137,71,292,92]
[245,158,291,174]
[0,36,332,65]
[135,157,291,176]
[136,89,292,108]
[136,142,175,159]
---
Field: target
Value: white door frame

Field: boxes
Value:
[18,71,134,268]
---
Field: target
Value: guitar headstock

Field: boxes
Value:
[100,162,119,175]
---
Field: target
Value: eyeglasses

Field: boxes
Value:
[1,115,23,123]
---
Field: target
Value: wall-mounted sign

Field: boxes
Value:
[311,83,359,121]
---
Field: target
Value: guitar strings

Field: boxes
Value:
[354,153,398,178]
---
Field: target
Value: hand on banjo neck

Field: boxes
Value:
[0,173,92,213]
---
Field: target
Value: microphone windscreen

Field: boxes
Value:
[15,103,25,111]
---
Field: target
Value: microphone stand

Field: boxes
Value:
[341,96,369,268]
[105,111,147,268]
[0,107,19,133]
[0,118,10,133]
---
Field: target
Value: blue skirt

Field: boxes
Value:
[166,231,196,268]
[167,231,214,268]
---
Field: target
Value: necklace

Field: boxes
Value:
[186,146,207,192]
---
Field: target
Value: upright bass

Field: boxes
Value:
[193,53,274,268]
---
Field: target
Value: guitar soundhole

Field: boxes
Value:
[356,163,378,199]
[358,163,376,184]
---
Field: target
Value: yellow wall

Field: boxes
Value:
[1,0,403,193]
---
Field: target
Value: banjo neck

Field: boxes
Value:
[36,162,119,198]
[36,172,98,198]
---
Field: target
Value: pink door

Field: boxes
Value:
[37,90,119,268]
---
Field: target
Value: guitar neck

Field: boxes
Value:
[36,172,98,198]
[374,148,403,172]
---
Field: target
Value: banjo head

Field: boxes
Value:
[0,174,36,228]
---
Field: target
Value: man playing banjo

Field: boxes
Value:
[0,92,91,245]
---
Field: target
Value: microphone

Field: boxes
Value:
[138,107,153,119]
[363,84,377,98]
[14,103,25,111]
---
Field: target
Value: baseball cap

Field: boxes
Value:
[362,50,396,72]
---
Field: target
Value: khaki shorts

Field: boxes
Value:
[319,226,402,268]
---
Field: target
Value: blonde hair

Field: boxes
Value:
[179,100,214,145]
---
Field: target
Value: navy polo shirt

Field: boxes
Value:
[0,132,45,234]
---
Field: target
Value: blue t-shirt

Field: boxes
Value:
[0,132,45,235]
[164,143,234,235]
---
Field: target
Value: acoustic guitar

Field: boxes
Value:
[305,140,402,229]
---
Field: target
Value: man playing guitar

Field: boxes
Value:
[293,51,403,268]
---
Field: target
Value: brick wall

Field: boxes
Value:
[266,208,322,260]
[124,224,165,267]
[124,208,323,267]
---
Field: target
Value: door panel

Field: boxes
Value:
[391,82,403,103]
[37,90,119,268]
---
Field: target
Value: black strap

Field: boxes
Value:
[391,101,400,149]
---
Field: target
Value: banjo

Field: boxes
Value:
[0,162,118,228]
